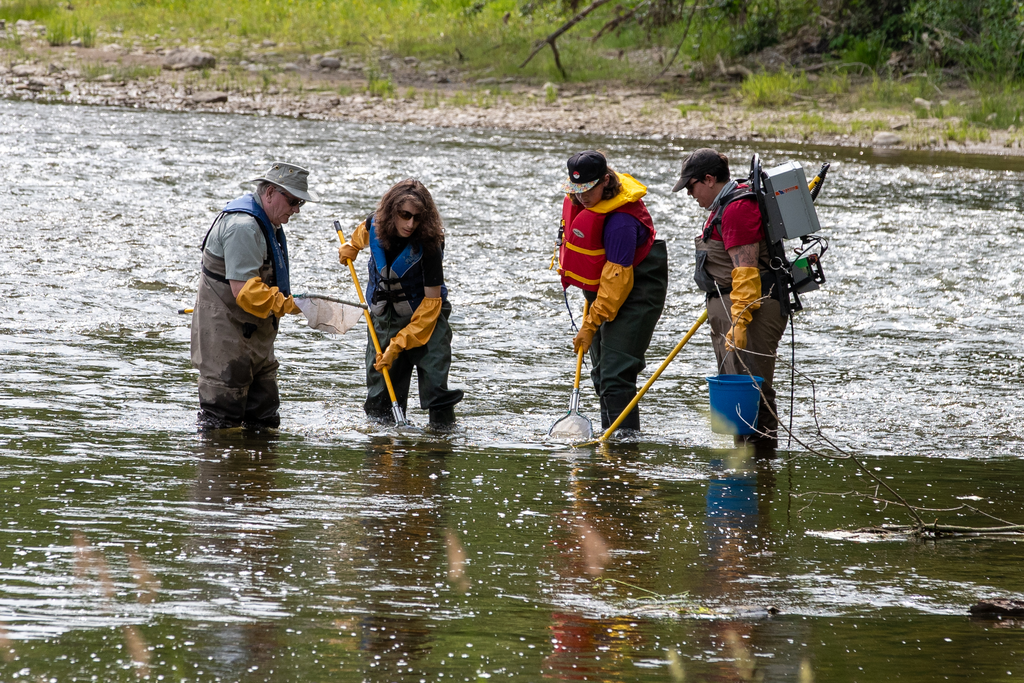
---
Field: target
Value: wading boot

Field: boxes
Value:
[428,406,457,431]
[242,414,281,432]
[364,394,397,425]
[603,391,640,435]
[196,410,240,432]
[735,432,778,458]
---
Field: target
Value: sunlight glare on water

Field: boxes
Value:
[1,100,1024,681]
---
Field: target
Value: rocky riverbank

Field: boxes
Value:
[4,18,1024,157]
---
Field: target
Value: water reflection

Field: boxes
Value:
[698,452,805,681]
[355,436,451,678]
[3,100,1024,681]
[186,432,284,680]
[543,449,666,679]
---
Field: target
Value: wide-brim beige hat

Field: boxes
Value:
[250,162,319,202]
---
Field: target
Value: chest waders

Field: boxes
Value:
[353,219,463,427]
[694,156,831,448]
[190,197,289,429]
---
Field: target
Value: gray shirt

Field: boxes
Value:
[203,194,276,282]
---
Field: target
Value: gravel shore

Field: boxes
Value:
[4,22,1023,158]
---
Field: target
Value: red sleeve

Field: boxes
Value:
[719,199,765,251]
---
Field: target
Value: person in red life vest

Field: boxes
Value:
[557,150,668,433]
[673,148,788,452]
[338,179,464,428]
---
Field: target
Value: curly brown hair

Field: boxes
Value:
[373,179,444,253]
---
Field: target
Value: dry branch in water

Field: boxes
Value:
[575,521,610,576]
[520,0,613,77]
[724,302,1024,538]
[445,529,470,593]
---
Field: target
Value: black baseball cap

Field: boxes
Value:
[672,148,728,192]
[560,150,608,194]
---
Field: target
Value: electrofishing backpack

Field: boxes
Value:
[748,154,830,317]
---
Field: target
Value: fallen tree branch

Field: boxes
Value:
[592,1,648,43]
[802,61,876,76]
[655,0,699,78]
[520,0,613,77]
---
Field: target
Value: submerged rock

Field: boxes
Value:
[970,599,1024,616]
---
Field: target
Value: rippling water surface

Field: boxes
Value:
[2,100,1024,681]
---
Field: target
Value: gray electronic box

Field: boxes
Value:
[762,161,821,243]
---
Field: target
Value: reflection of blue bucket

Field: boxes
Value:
[706,374,764,435]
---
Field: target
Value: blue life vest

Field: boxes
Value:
[215,194,291,295]
[366,215,447,317]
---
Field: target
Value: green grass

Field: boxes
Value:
[0,0,690,83]
[752,112,847,139]
[961,88,1024,129]
[421,89,442,108]
[544,81,557,104]
[366,69,395,98]
[944,120,991,143]
[850,119,890,134]
[45,16,95,47]
[820,70,850,96]
[0,0,57,23]
[82,62,160,81]
[784,112,845,134]
[676,102,711,116]
[740,69,810,107]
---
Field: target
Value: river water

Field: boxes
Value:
[2,99,1024,681]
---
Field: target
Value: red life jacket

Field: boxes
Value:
[558,196,656,291]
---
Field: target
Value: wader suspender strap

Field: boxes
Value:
[199,214,230,284]
[703,189,754,241]
[198,212,271,286]
[368,212,426,310]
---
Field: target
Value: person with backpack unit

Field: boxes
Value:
[674,148,788,452]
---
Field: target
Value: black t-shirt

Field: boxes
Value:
[383,237,444,288]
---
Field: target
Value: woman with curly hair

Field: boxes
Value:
[338,179,464,428]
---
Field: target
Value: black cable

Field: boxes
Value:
[563,289,579,334]
[788,312,795,450]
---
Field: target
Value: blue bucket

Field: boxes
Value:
[706,374,764,435]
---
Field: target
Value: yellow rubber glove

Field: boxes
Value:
[374,297,443,371]
[725,267,761,351]
[339,220,370,265]
[572,318,598,355]
[236,277,301,318]
[572,262,633,354]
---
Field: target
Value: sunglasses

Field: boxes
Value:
[685,178,700,192]
[397,209,422,223]
[278,188,305,208]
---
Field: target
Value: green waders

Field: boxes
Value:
[191,252,281,429]
[584,240,668,432]
[364,300,464,426]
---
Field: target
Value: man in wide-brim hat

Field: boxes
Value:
[190,162,319,431]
